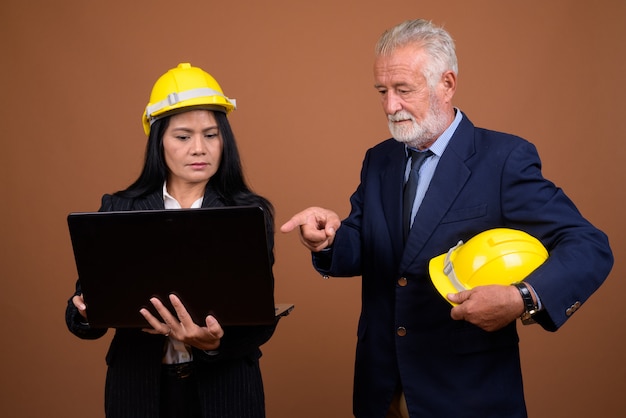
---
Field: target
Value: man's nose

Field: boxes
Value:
[382,92,403,115]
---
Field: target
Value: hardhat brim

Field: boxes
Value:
[141,103,233,136]
[428,252,463,306]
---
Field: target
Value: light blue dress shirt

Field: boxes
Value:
[405,108,463,227]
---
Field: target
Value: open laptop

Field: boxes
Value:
[67,206,293,328]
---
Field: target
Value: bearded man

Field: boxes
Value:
[281,19,613,418]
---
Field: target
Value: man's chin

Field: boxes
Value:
[389,127,416,144]
[389,126,411,142]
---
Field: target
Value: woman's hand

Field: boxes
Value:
[140,294,224,351]
[72,294,89,320]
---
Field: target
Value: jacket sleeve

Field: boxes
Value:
[311,148,374,278]
[65,279,109,340]
[500,141,613,331]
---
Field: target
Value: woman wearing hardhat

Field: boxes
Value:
[142,62,236,136]
[66,63,277,418]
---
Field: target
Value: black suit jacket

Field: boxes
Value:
[66,185,277,418]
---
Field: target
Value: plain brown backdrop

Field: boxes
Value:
[2,1,625,417]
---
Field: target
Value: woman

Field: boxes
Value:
[66,63,278,418]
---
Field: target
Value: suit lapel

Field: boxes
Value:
[201,183,223,208]
[399,115,476,272]
[380,144,407,258]
[132,191,165,210]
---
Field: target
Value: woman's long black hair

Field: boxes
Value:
[115,110,274,228]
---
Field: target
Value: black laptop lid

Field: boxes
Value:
[67,206,277,327]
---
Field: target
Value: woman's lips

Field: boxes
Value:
[189,162,208,169]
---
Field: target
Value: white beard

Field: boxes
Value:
[387,94,449,148]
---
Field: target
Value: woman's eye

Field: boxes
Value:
[176,135,190,141]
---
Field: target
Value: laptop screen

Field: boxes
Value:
[67,206,279,327]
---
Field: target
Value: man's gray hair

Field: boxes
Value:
[375,19,458,87]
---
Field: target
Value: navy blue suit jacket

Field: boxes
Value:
[313,113,613,417]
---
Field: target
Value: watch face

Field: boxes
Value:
[520,312,537,325]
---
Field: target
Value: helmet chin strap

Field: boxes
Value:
[442,240,466,292]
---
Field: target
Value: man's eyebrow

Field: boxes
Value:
[374,82,412,89]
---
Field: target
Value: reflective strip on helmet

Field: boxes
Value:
[145,87,236,119]
[442,240,466,292]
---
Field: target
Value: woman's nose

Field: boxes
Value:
[190,135,206,154]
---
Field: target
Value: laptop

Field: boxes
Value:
[67,206,293,328]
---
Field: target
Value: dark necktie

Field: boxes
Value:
[403,149,433,239]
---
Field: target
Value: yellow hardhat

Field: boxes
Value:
[428,228,548,306]
[142,63,237,135]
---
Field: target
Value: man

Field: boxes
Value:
[280,19,613,418]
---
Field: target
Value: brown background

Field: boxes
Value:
[1,1,625,417]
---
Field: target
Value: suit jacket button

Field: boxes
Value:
[397,327,407,337]
[398,277,408,287]
[566,301,582,316]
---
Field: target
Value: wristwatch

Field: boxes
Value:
[512,282,538,325]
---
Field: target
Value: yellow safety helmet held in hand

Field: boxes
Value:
[142,63,237,135]
[428,228,548,306]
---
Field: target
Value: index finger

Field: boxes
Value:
[280,211,310,233]
[169,294,194,326]
[280,207,340,233]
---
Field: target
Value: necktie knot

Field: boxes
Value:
[408,149,433,175]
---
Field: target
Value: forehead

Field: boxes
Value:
[373,45,428,86]
[168,109,218,126]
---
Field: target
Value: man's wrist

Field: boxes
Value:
[512,282,538,325]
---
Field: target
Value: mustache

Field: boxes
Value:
[387,110,415,122]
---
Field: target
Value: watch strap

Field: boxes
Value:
[512,282,538,325]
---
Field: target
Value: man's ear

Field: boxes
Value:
[441,70,457,101]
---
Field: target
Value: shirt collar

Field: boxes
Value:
[162,182,203,209]
[406,108,463,157]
